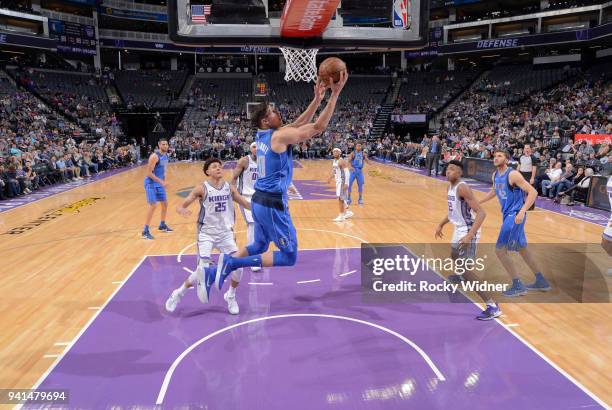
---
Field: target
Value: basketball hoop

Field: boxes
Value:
[280,47,319,83]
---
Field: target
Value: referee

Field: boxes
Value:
[518,144,537,210]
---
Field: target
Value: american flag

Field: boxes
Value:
[191,4,211,23]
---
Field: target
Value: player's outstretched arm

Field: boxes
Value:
[231,156,248,187]
[435,216,449,239]
[509,170,537,223]
[285,80,327,128]
[176,185,204,217]
[273,71,348,147]
[230,186,251,210]
[457,184,487,244]
[479,174,497,204]
[146,153,164,186]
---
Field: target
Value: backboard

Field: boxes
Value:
[168,0,429,50]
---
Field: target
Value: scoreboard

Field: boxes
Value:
[49,19,97,55]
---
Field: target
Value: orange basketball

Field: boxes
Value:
[318,57,347,86]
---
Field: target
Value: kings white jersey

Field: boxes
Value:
[448,181,479,239]
[604,176,612,241]
[333,159,346,185]
[238,155,258,197]
[197,181,235,236]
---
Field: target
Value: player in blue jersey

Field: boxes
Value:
[142,138,172,239]
[194,73,348,300]
[479,150,551,296]
[347,142,369,205]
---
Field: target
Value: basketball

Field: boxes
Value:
[318,57,347,86]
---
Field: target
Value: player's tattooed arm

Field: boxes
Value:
[231,156,247,187]
[176,184,205,217]
[230,186,251,210]
[457,183,486,244]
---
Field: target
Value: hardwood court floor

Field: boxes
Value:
[0,160,610,405]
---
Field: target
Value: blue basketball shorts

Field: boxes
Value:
[145,183,167,204]
[251,196,297,254]
[349,169,364,190]
[496,212,527,251]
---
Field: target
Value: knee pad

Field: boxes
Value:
[273,249,298,267]
[231,268,243,283]
[246,240,269,256]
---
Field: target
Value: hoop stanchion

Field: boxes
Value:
[280,47,319,82]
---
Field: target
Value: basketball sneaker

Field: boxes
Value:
[224,290,239,315]
[333,215,345,222]
[344,210,354,219]
[165,288,183,312]
[347,197,352,205]
[476,305,501,321]
[159,222,173,233]
[358,198,363,205]
[215,253,234,291]
[251,266,262,272]
[142,229,154,240]
[525,273,551,291]
[502,279,527,297]
[196,266,216,303]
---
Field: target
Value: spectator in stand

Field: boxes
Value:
[541,162,563,198]
[558,168,595,205]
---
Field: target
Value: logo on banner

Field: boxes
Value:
[575,134,612,145]
[393,0,409,29]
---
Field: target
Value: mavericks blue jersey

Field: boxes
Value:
[145,151,168,185]
[352,151,364,171]
[254,129,293,195]
[494,168,524,216]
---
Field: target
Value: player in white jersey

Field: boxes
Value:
[328,148,353,222]
[165,158,252,315]
[435,160,500,320]
[602,176,612,275]
[232,142,261,272]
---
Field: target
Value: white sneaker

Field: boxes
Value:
[165,289,183,312]
[344,210,354,219]
[333,215,345,222]
[251,266,261,272]
[224,290,239,315]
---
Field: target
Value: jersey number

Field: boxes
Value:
[448,201,454,212]
[214,202,226,212]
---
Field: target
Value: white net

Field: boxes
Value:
[280,47,319,83]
